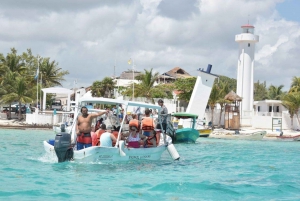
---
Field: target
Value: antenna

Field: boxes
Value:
[248,14,250,24]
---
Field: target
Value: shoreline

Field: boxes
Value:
[0,118,52,130]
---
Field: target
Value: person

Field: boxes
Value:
[99,125,117,147]
[129,114,140,133]
[76,106,108,150]
[141,109,158,147]
[94,123,106,146]
[122,125,145,148]
[117,104,123,121]
[157,99,168,133]
[112,105,117,116]
[95,118,103,131]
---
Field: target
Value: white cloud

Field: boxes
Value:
[0,0,298,91]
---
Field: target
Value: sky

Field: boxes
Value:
[0,0,299,91]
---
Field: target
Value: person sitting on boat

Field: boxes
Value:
[94,123,107,146]
[76,106,108,150]
[157,99,168,133]
[141,109,159,147]
[122,125,145,148]
[95,118,103,131]
[99,125,117,147]
[129,114,141,133]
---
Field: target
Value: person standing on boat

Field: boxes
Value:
[76,106,108,150]
[157,99,168,133]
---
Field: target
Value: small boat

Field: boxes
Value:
[168,112,199,143]
[198,128,212,137]
[44,97,180,163]
[276,135,300,141]
[209,129,266,140]
[52,111,74,133]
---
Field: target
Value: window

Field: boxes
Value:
[269,106,272,112]
[276,106,279,112]
[248,43,250,47]
[258,106,260,112]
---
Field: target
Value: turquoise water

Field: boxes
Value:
[1,129,300,201]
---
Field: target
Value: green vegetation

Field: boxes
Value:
[0,48,69,120]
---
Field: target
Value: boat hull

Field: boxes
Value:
[209,130,266,140]
[276,135,300,141]
[174,128,199,143]
[43,141,168,162]
[198,129,212,137]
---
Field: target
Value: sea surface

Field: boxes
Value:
[1,128,300,201]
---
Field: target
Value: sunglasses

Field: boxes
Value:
[130,128,137,131]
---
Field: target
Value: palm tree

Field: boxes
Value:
[133,69,160,102]
[40,58,69,87]
[216,81,231,127]
[0,71,17,119]
[122,68,170,103]
[91,81,103,97]
[281,92,300,127]
[1,76,32,120]
[289,76,300,93]
[91,77,116,98]
[268,85,285,100]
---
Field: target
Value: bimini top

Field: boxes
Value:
[128,100,161,111]
[241,24,254,28]
[78,97,128,106]
[172,112,198,119]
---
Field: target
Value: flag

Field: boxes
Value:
[128,58,131,65]
[34,67,39,80]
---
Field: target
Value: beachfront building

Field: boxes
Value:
[235,24,259,126]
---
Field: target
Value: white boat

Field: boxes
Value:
[43,97,180,163]
[209,129,266,140]
[276,135,300,141]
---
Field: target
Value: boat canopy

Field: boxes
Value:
[78,97,128,106]
[172,112,198,119]
[128,101,161,111]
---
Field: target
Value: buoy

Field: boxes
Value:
[119,140,126,156]
[167,144,180,160]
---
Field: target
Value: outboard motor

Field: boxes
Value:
[54,133,73,162]
[60,123,66,132]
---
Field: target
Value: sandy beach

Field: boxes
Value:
[0,118,52,130]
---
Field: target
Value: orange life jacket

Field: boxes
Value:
[77,132,92,144]
[141,117,154,131]
[129,119,140,131]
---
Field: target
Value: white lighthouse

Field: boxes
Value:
[235,24,259,125]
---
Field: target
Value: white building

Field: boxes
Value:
[235,24,259,126]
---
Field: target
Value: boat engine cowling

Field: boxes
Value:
[54,133,73,162]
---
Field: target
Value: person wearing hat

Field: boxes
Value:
[157,99,168,133]
[99,124,117,147]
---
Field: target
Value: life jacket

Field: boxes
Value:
[141,117,154,131]
[112,131,119,147]
[129,119,140,131]
[95,130,105,146]
[146,130,160,147]
[91,132,97,146]
[77,132,92,144]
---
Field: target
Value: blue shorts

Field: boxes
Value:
[143,131,151,137]
[77,142,92,150]
[119,114,123,119]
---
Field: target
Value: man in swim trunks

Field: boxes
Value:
[76,106,108,150]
